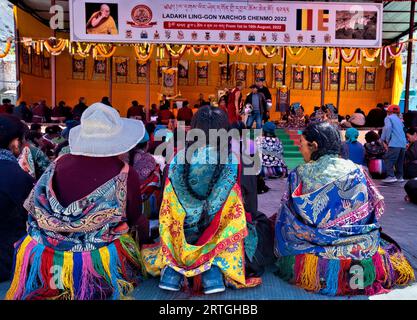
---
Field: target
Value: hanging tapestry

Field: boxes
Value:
[114,57,129,83]
[42,51,51,78]
[310,66,322,90]
[219,63,232,86]
[345,67,358,91]
[72,56,86,80]
[161,67,178,97]
[277,86,290,113]
[136,61,148,84]
[178,60,189,85]
[20,45,31,74]
[92,58,107,81]
[31,53,42,77]
[157,60,169,84]
[385,63,393,88]
[273,64,284,88]
[292,65,305,90]
[196,61,209,86]
[364,67,376,91]
[328,67,339,91]
[235,63,248,86]
[253,63,266,83]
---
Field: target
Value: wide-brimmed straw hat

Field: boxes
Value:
[69,102,145,157]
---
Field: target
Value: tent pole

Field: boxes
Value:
[405,0,415,113]
[320,48,326,106]
[51,0,56,109]
[336,53,343,113]
[108,56,113,104]
[146,60,150,122]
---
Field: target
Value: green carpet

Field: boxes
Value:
[276,129,304,170]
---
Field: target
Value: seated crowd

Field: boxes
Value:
[0,93,416,300]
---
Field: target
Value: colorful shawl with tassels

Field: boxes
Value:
[6,158,143,300]
[18,144,50,180]
[275,157,415,295]
[141,147,261,289]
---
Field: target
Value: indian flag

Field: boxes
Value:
[296,9,313,31]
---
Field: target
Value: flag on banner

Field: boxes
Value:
[318,9,330,31]
[296,9,313,31]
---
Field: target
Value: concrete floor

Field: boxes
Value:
[1,177,416,300]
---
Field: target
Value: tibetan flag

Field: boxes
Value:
[318,9,329,31]
[296,9,313,31]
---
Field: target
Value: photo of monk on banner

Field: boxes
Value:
[86,3,118,35]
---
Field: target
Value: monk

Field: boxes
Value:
[86,4,118,35]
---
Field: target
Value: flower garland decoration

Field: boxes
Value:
[94,44,117,58]
[243,45,256,56]
[340,48,357,63]
[225,45,239,55]
[190,45,205,56]
[387,42,405,58]
[260,45,278,58]
[326,47,339,64]
[43,38,68,56]
[133,43,153,62]
[0,38,12,59]
[76,43,92,58]
[286,47,307,62]
[208,45,222,56]
[165,44,186,58]
[362,48,380,62]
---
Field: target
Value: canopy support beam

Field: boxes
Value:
[320,48,326,106]
[51,0,56,109]
[336,54,343,113]
[405,0,415,113]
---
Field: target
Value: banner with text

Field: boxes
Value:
[70,0,383,47]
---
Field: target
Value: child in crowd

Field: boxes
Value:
[364,130,386,179]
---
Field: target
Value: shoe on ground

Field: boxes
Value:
[202,266,226,295]
[381,177,398,183]
[159,267,182,291]
[397,177,405,183]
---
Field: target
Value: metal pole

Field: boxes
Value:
[321,48,326,106]
[51,0,56,109]
[108,56,113,103]
[404,0,415,113]
[146,60,150,122]
[226,52,230,82]
[336,53,343,113]
[282,47,287,86]
[13,6,21,101]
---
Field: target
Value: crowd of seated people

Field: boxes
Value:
[0,95,416,301]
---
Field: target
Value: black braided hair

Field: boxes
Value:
[302,121,341,161]
[183,106,230,234]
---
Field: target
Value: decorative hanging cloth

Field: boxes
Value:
[0,37,12,59]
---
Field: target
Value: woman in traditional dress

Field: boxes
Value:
[141,106,262,294]
[274,121,415,296]
[258,121,288,179]
[6,103,148,300]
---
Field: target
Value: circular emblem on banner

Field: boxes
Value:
[131,5,153,26]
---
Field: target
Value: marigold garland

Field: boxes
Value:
[243,45,256,56]
[340,48,357,63]
[326,48,339,64]
[190,45,205,56]
[208,45,222,56]
[362,48,380,62]
[133,43,153,62]
[43,38,67,56]
[260,45,278,58]
[95,44,117,58]
[76,43,92,57]
[0,38,12,59]
[165,44,186,58]
[286,47,307,62]
[225,45,239,55]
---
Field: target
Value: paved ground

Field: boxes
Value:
[1,177,416,300]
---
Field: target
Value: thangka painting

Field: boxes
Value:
[42,52,51,78]
[346,67,358,91]
[235,63,247,86]
[364,67,376,91]
[161,67,178,97]
[157,60,169,84]
[114,57,128,83]
[277,86,289,113]
[196,61,209,86]
[92,58,107,81]
[292,66,305,90]
[31,53,42,77]
[310,67,322,90]
[20,45,31,74]
[328,67,339,91]
[136,61,148,84]
[385,64,393,88]
[219,63,232,86]
[72,56,86,80]
[178,60,189,85]
[273,64,284,88]
[253,64,266,83]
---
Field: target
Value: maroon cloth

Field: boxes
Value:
[127,106,145,119]
[52,154,149,243]
[177,107,194,125]
[0,104,13,114]
[157,109,175,124]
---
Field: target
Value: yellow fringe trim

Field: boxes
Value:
[390,254,416,285]
[98,246,112,280]
[300,254,321,291]
[5,236,32,300]
[62,251,74,299]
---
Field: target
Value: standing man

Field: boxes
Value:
[381,105,407,183]
[226,81,243,125]
[245,85,266,129]
[73,97,88,121]
[256,78,271,123]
